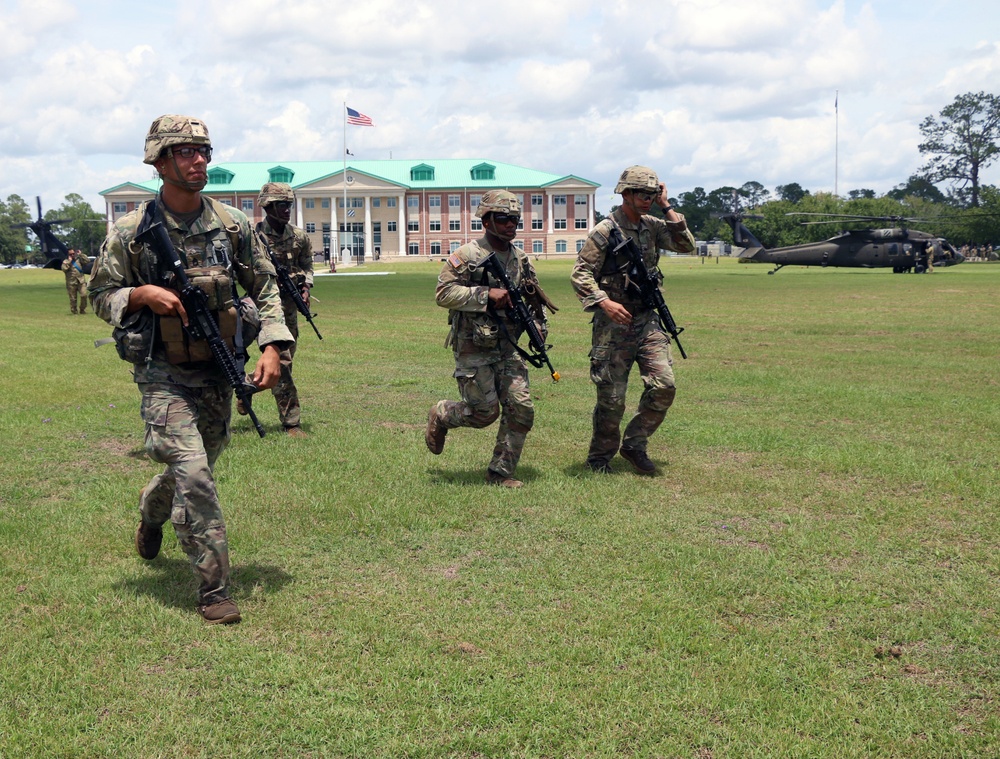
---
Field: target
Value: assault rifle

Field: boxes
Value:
[260,233,323,340]
[478,252,560,382]
[608,227,687,359]
[137,205,267,437]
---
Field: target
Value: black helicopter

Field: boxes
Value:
[11,196,83,271]
[721,210,964,274]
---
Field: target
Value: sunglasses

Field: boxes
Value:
[268,201,293,211]
[171,145,213,162]
[632,190,657,201]
[492,214,521,225]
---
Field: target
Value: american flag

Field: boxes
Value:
[346,107,374,127]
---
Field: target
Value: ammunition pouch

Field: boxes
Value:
[471,315,499,349]
[112,307,157,364]
[159,267,238,365]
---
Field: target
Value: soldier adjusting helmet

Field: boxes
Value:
[143,114,212,165]
[258,182,295,207]
[475,190,521,219]
[614,165,659,195]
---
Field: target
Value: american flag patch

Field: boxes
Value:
[448,252,463,268]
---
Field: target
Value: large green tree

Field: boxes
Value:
[45,194,107,257]
[0,194,31,265]
[918,91,1000,208]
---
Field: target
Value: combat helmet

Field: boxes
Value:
[614,165,659,194]
[475,190,521,218]
[143,114,212,165]
[258,182,295,207]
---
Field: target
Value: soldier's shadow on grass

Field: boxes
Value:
[119,557,294,611]
[427,465,541,486]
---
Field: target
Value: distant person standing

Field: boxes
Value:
[425,190,546,488]
[254,182,314,437]
[571,166,696,474]
[88,114,293,625]
[61,248,90,314]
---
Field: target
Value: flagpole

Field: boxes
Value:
[343,101,348,264]
[835,90,839,198]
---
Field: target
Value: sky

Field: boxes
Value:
[2,0,998,216]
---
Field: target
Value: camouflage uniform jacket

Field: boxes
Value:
[257,219,314,289]
[571,208,696,311]
[436,238,538,369]
[61,254,90,285]
[88,194,293,386]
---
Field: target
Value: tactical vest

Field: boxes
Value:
[598,220,655,309]
[132,199,245,366]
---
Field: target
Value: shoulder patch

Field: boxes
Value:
[448,252,463,269]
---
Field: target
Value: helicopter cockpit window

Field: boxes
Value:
[888,243,898,256]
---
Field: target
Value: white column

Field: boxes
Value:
[547,193,554,233]
[364,196,373,260]
[330,196,338,257]
[589,192,595,229]
[398,194,406,255]
[295,198,304,229]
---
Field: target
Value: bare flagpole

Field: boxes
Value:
[835,90,839,198]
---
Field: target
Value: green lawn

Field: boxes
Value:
[1,259,998,758]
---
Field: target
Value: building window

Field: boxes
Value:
[112,202,127,214]
[470,195,481,210]
[372,197,380,207]
[431,242,441,257]
[430,220,441,231]
[408,220,419,232]
[575,195,587,208]
[449,195,461,209]
[429,195,441,208]
[450,241,460,253]
[408,242,419,255]
[533,240,544,254]
[531,194,542,206]
[322,223,331,233]
[471,219,482,231]
[449,219,461,231]
[410,164,435,181]
[306,223,316,233]
[208,168,234,185]
[322,198,330,209]
[373,222,381,245]
[575,218,588,229]
[241,199,254,212]
[556,240,567,253]
[577,240,586,253]
[516,218,524,230]
[470,163,495,181]
[531,218,543,230]
[554,219,567,230]
[352,198,363,208]
[513,240,524,250]
[387,221,397,232]
[268,167,293,183]
[407,197,419,210]
[387,197,397,208]
[305,199,315,209]
[554,195,567,205]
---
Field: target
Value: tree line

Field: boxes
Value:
[0,194,106,265]
[3,93,998,264]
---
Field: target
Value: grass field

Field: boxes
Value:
[1,258,998,758]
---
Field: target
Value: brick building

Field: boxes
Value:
[100,158,600,260]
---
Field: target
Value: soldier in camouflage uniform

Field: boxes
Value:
[254,182,314,437]
[88,115,294,625]
[571,166,696,474]
[425,190,544,488]
[61,249,91,314]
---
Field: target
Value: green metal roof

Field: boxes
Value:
[102,158,598,196]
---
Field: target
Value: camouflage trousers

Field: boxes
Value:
[271,301,300,428]
[66,278,87,314]
[137,382,233,605]
[587,309,676,466]
[432,352,534,478]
